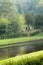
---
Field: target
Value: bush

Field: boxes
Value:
[0,50,43,65]
[30,29,41,36]
[21,33,28,37]
[41,27,43,32]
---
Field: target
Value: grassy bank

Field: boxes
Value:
[0,35,43,45]
[0,50,43,65]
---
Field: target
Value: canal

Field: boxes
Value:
[0,39,43,60]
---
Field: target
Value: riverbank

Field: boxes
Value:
[0,35,43,45]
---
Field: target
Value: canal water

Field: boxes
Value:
[0,40,43,60]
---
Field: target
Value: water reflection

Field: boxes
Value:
[0,42,43,60]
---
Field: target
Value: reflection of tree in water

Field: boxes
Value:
[19,46,26,55]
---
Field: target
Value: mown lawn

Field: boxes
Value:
[0,50,43,65]
[0,35,43,45]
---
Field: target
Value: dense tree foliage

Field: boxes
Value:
[0,0,43,39]
[0,17,20,39]
[25,12,34,30]
[0,0,18,19]
[17,15,26,32]
[35,14,43,29]
[14,0,43,15]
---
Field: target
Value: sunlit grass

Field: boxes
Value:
[0,35,43,45]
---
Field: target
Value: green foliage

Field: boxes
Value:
[0,16,21,39]
[30,29,41,36]
[0,0,43,39]
[0,0,18,19]
[0,0,20,39]
[17,15,26,32]
[25,12,34,25]
[15,0,39,14]
[0,51,43,65]
[35,14,43,29]
[35,2,43,14]
[41,27,43,32]
[35,32,43,37]
[0,17,10,39]
[8,22,20,38]
[25,12,34,30]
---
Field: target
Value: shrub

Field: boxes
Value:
[0,50,43,65]
[41,27,43,32]
[30,29,41,36]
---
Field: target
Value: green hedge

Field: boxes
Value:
[0,50,43,65]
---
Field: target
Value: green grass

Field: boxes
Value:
[0,36,43,45]
[0,50,43,65]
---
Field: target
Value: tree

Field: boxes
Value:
[0,0,21,39]
[0,23,6,35]
[0,16,21,39]
[6,21,20,38]
[17,15,26,32]
[35,14,43,29]
[25,12,34,30]
[0,17,10,39]
[0,0,18,21]
[35,4,43,14]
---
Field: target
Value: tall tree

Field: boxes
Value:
[35,3,43,14]
[17,15,26,32]
[35,14,43,29]
[0,0,18,20]
[25,12,34,30]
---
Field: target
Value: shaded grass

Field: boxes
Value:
[35,32,43,37]
[0,50,43,65]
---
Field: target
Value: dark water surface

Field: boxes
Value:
[0,39,43,60]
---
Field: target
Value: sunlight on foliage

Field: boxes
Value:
[17,15,26,31]
[0,17,10,24]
